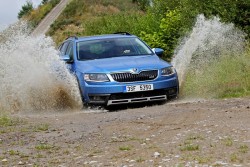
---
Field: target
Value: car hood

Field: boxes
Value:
[75,55,171,73]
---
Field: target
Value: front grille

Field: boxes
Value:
[111,70,158,82]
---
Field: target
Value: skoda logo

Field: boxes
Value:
[132,68,138,73]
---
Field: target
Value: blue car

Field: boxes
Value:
[59,32,179,106]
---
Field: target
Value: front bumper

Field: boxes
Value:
[82,76,179,106]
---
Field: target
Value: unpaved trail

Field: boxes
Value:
[31,0,70,36]
[1,98,250,166]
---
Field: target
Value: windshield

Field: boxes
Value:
[77,37,153,60]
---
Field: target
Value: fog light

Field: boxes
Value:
[89,95,108,103]
[168,88,176,95]
[91,96,102,101]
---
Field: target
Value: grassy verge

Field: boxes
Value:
[182,46,250,99]
[0,114,22,127]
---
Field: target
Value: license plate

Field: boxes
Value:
[125,84,154,92]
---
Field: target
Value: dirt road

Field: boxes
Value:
[1,98,250,166]
[31,0,70,36]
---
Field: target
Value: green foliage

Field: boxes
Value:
[119,145,132,151]
[239,145,249,153]
[151,0,250,38]
[180,144,199,151]
[0,115,13,127]
[61,0,86,18]
[0,115,22,127]
[83,12,144,36]
[33,124,49,132]
[140,9,185,60]
[49,0,140,36]
[230,153,239,162]
[35,143,53,150]
[18,1,34,19]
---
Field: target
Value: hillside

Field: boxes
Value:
[26,0,249,60]
[46,0,142,44]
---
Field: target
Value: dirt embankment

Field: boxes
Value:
[0,98,250,166]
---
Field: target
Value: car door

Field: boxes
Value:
[64,41,75,73]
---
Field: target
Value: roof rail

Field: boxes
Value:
[113,32,131,35]
[66,35,78,40]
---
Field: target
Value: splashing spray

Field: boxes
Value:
[0,22,82,112]
[171,14,246,87]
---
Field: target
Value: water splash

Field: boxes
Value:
[0,21,82,112]
[172,14,246,86]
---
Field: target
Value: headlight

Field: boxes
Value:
[84,73,110,82]
[161,67,175,76]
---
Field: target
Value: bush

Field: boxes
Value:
[83,12,145,36]
[140,9,186,60]
[18,1,34,19]
[151,0,250,38]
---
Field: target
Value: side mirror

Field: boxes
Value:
[60,54,73,63]
[152,48,164,56]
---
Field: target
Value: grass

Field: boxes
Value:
[119,145,132,151]
[182,47,250,99]
[195,156,211,164]
[0,115,15,127]
[8,150,20,156]
[136,157,145,163]
[33,124,49,132]
[223,137,233,147]
[35,143,54,150]
[36,154,45,158]
[180,144,199,151]
[46,0,142,44]
[181,154,211,164]
[179,134,202,151]
[230,153,240,162]
[0,114,24,130]
[239,144,249,153]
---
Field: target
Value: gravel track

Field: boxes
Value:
[1,98,250,166]
[31,0,70,36]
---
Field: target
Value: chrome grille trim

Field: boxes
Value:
[107,95,167,106]
[111,70,158,82]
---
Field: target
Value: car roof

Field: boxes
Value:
[66,34,137,42]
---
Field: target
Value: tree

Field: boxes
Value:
[42,0,49,5]
[18,1,34,19]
